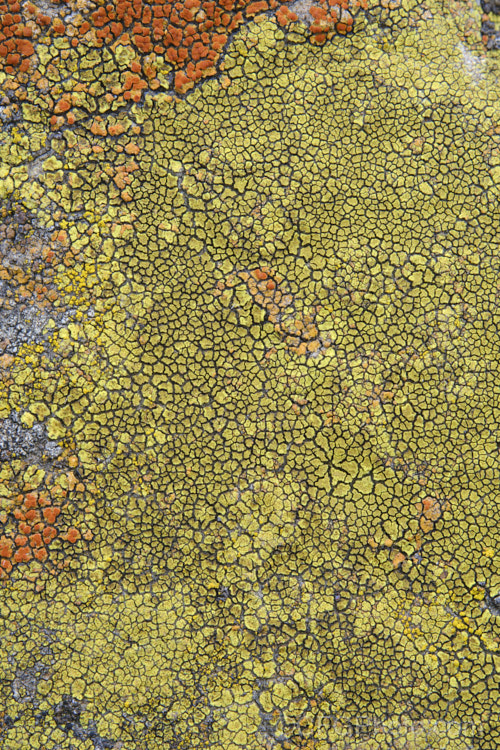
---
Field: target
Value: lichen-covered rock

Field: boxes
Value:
[0,0,499,747]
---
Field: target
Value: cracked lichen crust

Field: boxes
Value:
[0,0,499,748]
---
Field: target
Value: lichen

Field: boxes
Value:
[0,0,499,747]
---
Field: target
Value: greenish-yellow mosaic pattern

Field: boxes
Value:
[0,0,499,747]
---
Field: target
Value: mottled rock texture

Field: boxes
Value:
[0,0,499,747]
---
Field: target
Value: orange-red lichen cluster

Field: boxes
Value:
[275,3,296,25]
[308,0,354,42]
[0,0,70,77]
[74,0,301,93]
[0,476,84,579]
[0,491,61,570]
[1,0,359,101]
[0,0,35,74]
[216,267,332,356]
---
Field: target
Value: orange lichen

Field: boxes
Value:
[42,526,57,543]
[29,532,44,548]
[215,267,332,356]
[65,527,81,543]
[276,3,297,25]
[392,551,406,568]
[67,0,293,94]
[0,537,13,558]
[417,495,449,534]
[308,0,353,42]
[34,547,48,561]
[369,492,451,570]
[13,545,32,563]
[1,0,359,104]
[0,0,35,74]
[24,492,38,509]
[0,462,86,582]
